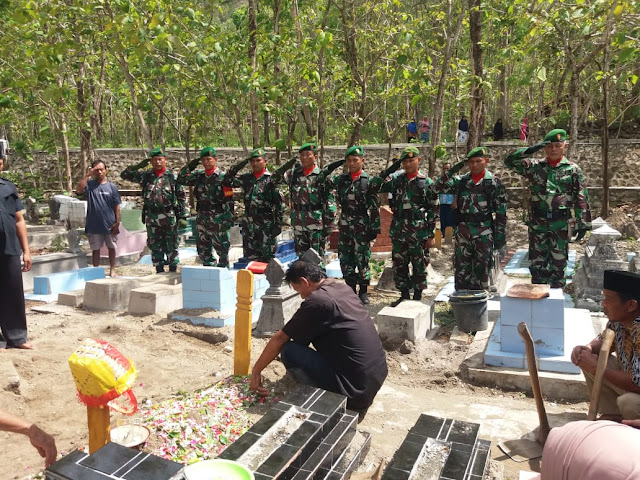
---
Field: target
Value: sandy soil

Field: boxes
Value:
[1,206,638,480]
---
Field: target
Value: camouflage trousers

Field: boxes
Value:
[454,226,493,290]
[528,221,570,288]
[392,237,430,291]
[197,215,230,267]
[243,222,278,262]
[147,222,179,268]
[338,230,371,286]
[293,227,328,259]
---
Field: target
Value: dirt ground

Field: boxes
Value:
[1,206,639,480]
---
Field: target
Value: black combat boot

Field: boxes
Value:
[169,265,177,272]
[391,289,410,307]
[358,284,370,305]
[155,264,165,274]
[346,281,357,295]
[413,289,422,301]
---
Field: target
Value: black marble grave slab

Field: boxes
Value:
[45,443,184,480]
[321,430,371,480]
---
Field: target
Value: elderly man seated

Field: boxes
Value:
[249,260,388,418]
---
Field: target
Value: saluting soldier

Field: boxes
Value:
[223,148,295,262]
[121,148,188,273]
[434,147,508,291]
[505,128,591,288]
[371,146,437,305]
[177,147,234,267]
[272,142,338,258]
[323,145,380,304]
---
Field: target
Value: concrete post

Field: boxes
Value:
[234,269,254,375]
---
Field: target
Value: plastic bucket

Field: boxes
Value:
[184,459,254,480]
[449,290,488,333]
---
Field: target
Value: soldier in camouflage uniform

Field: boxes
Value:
[121,148,188,273]
[223,148,295,262]
[324,145,380,304]
[371,146,437,305]
[434,147,508,291]
[177,147,234,267]
[272,142,337,258]
[505,128,591,288]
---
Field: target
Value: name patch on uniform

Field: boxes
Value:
[223,186,234,197]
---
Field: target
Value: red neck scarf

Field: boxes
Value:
[205,167,216,176]
[471,170,486,184]
[304,165,316,176]
[154,167,166,177]
[547,157,562,168]
[254,168,266,179]
[350,171,362,181]
[407,171,419,180]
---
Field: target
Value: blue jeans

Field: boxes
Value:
[280,342,340,393]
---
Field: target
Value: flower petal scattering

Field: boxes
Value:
[137,375,276,465]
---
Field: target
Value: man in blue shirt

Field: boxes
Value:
[76,160,121,277]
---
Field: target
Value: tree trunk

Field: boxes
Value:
[568,72,579,158]
[248,0,260,147]
[467,0,483,152]
[272,0,282,165]
[76,59,92,175]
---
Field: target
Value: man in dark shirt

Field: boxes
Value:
[250,260,388,417]
[0,148,33,349]
[76,160,122,277]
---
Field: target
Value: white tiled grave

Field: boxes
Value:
[484,283,595,374]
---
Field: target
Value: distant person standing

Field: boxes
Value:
[505,128,591,288]
[419,116,430,143]
[457,115,469,144]
[438,162,454,232]
[0,143,33,350]
[520,117,529,141]
[76,160,122,277]
[406,120,418,143]
[493,118,504,141]
[121,148,188,273]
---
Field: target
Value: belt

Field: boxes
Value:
[295,204,322,212]
[532,209,571,220]
[396,210,425,220]
[457,212,492,223]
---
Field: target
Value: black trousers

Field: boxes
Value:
[0,253,28,348]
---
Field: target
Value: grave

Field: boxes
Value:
[484,282,595,374]
[218,384,370,479]
[98,209,147,264]
[573,224,627,310]
[26,267,106,302]
[23,252,89,292]
[377,301,435,343]
[27,224,67,250]
[83,273,181,311]
[172,266,268,327]
[128,284,183,315]
[382,414,491,480]
[255,259,303,337]
[503,248,577,278]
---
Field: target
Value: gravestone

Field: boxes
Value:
[254,258,303,337]
[301,247,322,265]
[573,224,627,310]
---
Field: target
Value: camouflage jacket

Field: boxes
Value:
[120,168,188,219]
[504,151,591,230]
[371,171,437,240]
[223,167,285,228]
[434,163,508,246]
[326,171,380,236]
[177,166,234,226]
[273,164,337,231]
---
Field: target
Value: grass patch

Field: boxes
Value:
[434,302,456,330]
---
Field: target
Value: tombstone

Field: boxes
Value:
[254,258,303,337]
[573,225,627,310]
[444,226,454,245]
[25,197,38,222]
[630,251,640,273]
[66,229,83,254]
[434,229,442,249]
[301,248,322,265]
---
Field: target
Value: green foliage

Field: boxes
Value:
[0,171,45,200]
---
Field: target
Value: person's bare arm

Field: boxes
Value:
[249,330,290,396]
[15,210,31,272]
[76,168,93,195]
[0,410,57,467]
[111,203,121,235]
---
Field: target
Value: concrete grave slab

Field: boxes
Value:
[128,284,182,315]
[0,360,20,393]
[377,300,435,343]
[23,252,89,292]
[58,289,84,307]
[83,273,181,311]
[33,266,106,295]
[504,248,577,277]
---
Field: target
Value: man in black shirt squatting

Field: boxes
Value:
[249,260,388,419]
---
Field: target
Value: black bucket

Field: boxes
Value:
[449,290,488,333]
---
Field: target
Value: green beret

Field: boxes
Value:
[544,129,567,143]
[149,147,165,157]
[345,145,364,159]
[399,146,420,161]
[200,147,217,158]
[250,147,266,159]
[466,146,489,159]
[299,142,317,153]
